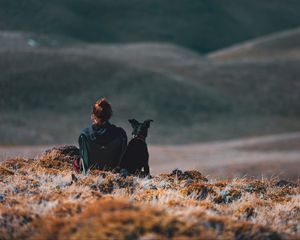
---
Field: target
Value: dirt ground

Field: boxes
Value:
[1,132,299,180]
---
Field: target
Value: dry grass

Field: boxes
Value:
[0,148,299,240]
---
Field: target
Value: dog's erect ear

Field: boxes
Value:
[128,119,139,128]
[143,119,153,128]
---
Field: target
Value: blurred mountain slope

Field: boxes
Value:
[208,27,300,60]
[1,0,300,53]
[0,32,299,145]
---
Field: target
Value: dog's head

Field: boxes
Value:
[128,119,153,139]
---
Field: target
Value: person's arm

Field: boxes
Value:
[78,134,89,175]
[117,128,128,166]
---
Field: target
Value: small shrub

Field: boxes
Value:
[235,204,256,220]
[180,183,215,200]
[242,180,267,194]
[214,188,242,204]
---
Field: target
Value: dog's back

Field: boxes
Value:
[119,119,152,176]
[120,138,149,174]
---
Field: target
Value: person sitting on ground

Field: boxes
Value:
[75,98,127,174]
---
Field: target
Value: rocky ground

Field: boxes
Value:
[0,146,299,240]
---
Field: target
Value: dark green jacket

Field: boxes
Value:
[79,122,127,174]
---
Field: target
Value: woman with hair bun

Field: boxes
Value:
[76,98,127,174]
[91,98,113,125]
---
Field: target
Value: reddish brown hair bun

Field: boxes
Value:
[91,98,112,124]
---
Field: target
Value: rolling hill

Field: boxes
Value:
[0,31,300,145]
[1,0,300,53]
[208,27,300,60]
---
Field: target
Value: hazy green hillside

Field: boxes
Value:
[209,27,300,60]
[1,0,300,52]
[0,32,300,145]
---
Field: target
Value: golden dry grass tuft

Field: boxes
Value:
[0,148,299,240]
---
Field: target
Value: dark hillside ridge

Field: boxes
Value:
[208,27,300,60]
[1,0,300,53]
[0,32,300,145]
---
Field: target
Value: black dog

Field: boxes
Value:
[120,119,153,176]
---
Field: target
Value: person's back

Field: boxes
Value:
[78,98,127,174]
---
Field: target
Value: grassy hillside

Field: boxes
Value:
[0,32,300,145]
[0,149,300,240]
[0,149,299,239]
[1,0,300,52]
[209,27,300,60]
